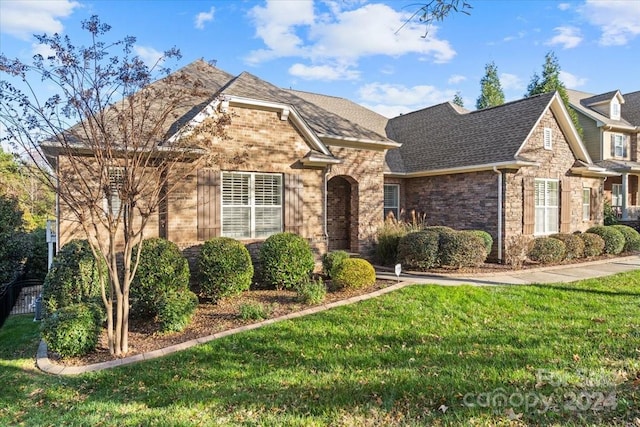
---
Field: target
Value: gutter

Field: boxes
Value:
[323,167,330,249]
[493,166,503,262]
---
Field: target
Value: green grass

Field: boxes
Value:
[1,272,639,426]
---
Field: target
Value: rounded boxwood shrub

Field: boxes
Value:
[611,224,640,252]
[586,226,625,255]
[321,250,350,278]
[439,230,487,268]
[550,233,585,260]
[198,237,253,301]
[130,238,190,319]
[332,258,376,289]
[528,237,566,264]
[156,289,199,333]
[259,232,315,290]
[41,303,103,358]
[42,239,104,316]
[579,232,605,257]
[397,231,440,271]
[470,230,493,255]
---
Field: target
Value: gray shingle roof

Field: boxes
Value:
[385,92,556,174]
[567,89,634,128]
[622,91,640,126]
[221,72,393,143]
[581,90,619,106]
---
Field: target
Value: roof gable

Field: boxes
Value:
[567,89,634,129]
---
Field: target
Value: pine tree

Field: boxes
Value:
[476,61,505,110]
[526,51,582,136]
[452,91,464,107]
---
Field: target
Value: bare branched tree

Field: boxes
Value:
[0,16,230,356]
[397,0,472,36]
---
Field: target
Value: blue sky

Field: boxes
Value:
[1,0,639,118]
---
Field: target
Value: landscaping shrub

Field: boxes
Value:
[24,227,48,280]
[603,200,618,225]
[550,233,585,260]
[239,302,270,320]
[375,223,407,266]
[156,289,199,333]
[198,237,253,301]
[259,232,315,290]
[579,232,605,257]
[295,278,326,305]
[439,230,487,268]
[470,230,493,255]
[397,231,440,271]
[41,303,103,358]
[586,226,625,255]
[321,250,350,278]
[130,238,190,319]
[611,224,640,252]
[505,235,533,269]
[422,225,455,235]
[42,239,104,316]
[332,258,376,290]
[528,237,566,264]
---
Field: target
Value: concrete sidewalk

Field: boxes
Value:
[36,254,640,376]
[375,254,640,286]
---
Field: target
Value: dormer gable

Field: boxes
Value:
[582,90,625,120]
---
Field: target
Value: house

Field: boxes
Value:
[382,92,612,260]
[44,60,400,259]
[45,59,611,264]
[567,89,640,219]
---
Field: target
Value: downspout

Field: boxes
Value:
[493,167,503,262]
[323,167,331,251]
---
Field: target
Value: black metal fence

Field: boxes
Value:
[0,275,44,328]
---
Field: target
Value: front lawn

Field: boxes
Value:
[1,272,639,426]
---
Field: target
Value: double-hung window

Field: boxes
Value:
[613,134,625,158]
[221,172,282,239]
[611,184,623,207]
[383,184,399,220]
[582,188,590,221]
[104,167,123,216]
[534,179,559,235]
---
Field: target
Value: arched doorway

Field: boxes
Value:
[327,175,359,252]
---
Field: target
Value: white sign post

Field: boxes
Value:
[45,219,57,270]
[394,263,402,284]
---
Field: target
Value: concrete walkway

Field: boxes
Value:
[36,255,640,376]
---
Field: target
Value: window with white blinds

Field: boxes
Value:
[534,179,559,235]
[383,184,399,220]
[104,167,123,216]
[221,172,282,239]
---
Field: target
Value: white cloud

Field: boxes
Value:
[559,71,587,89]
[0,0,79,40]
[558,3,571,11]
[546,26,582,49]
[134,45,164,68]
[195,6,215,30]
[288,63,359,81]
[358,82,456,116]
[31,42,57,59]
[581,0,640,46]
[448,74,466,84]
[246,1,456,81]
[500,73,524,91]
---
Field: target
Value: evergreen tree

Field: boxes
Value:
[476,61,505,110]
[526,51,582,135]
[452,91,464,107]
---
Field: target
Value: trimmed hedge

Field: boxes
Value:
[528,237,566,264]
[439,230,487,268]
[321,250,350,278]
[41,303,103,358]
[156,289,199,333]
[198,237,253,301]
[586,226,625,255]
[397,231,440,271]
[332,258,376,289]
[611,224,640,252]
[550,233,585,260]
[130,238,191,319]
[296,278,326,304]
[375,227,405,266]
[578,232,605,257]
[470,230,493,255]
[42,239,104,316]
[259,232,315,290]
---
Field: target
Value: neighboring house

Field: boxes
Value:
[44,60,400,258]
[567,89,640,219]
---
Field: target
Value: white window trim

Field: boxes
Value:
[221,171,283,239]
[613,134,625,158]
[611,183,623,207]
[384,184,400,220]
[611,100,620,120]
[543,127,553,150]
[534,178,559,236]
[582,187,590,221]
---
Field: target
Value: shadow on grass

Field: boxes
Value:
[530,283,640,297]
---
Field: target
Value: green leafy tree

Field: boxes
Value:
[452,91,464,107]
[526,51,582,135]
[476,61,504,110]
